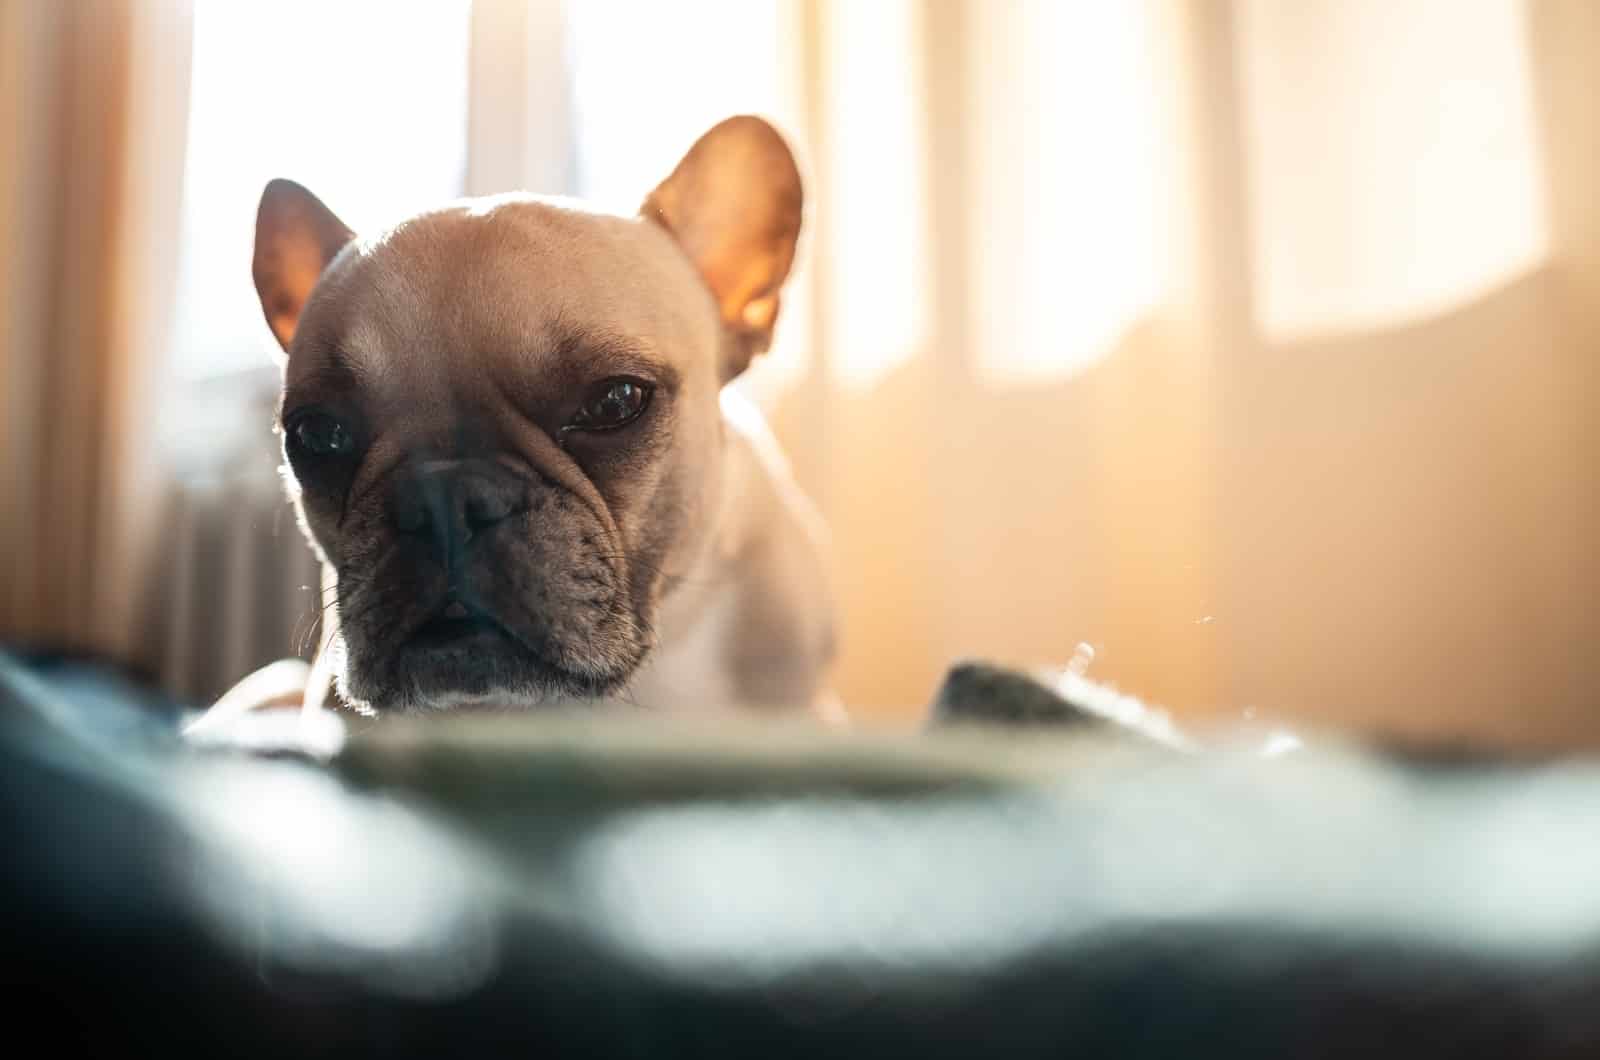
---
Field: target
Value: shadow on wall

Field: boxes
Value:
[1219,264,1598,749]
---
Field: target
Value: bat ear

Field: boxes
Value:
[642,116,803,380]
[253,179,355,352]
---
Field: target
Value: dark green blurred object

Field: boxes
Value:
[4,649,1599,1058]
[929,660,1106,726]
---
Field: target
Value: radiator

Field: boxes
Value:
[149,415,321,706]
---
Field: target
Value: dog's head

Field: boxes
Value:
[252,117,802,712]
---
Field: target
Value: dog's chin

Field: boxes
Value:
[340,616,640,714]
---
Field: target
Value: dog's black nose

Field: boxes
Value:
[389,459,529,563]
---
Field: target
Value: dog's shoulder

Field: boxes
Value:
[718,387,830,552]
[716,389,837,706]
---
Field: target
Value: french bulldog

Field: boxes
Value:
[221,116,836,721]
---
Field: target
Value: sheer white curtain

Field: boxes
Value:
[565,0,1600,745]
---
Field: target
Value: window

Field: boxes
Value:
[968,0,1174,384]
[1238,0,1547,339]
[169,0,472,380]
[820,0,931,390]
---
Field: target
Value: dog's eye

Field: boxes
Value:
[287,411,357,458]
[571,378,651,431]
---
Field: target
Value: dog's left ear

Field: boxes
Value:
[643,116,803,379]
[253,179,356,353]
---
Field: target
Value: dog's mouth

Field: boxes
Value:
[346,579,644,711]
[387,594,623,705]
[407,597,519,651]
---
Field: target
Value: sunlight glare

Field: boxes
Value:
[970,0,1172,385]
[171,0,471,377]
[1239,0,1548,340]
[822,0,931,390]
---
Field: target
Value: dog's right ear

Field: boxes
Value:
[253,179,355,352]
[642,116,803,380]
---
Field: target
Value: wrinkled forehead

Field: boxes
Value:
[286,196,718,394]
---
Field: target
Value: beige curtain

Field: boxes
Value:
[761,0,1600,748]
[0,1,193,666]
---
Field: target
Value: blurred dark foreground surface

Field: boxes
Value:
[4,650,1600,1058]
